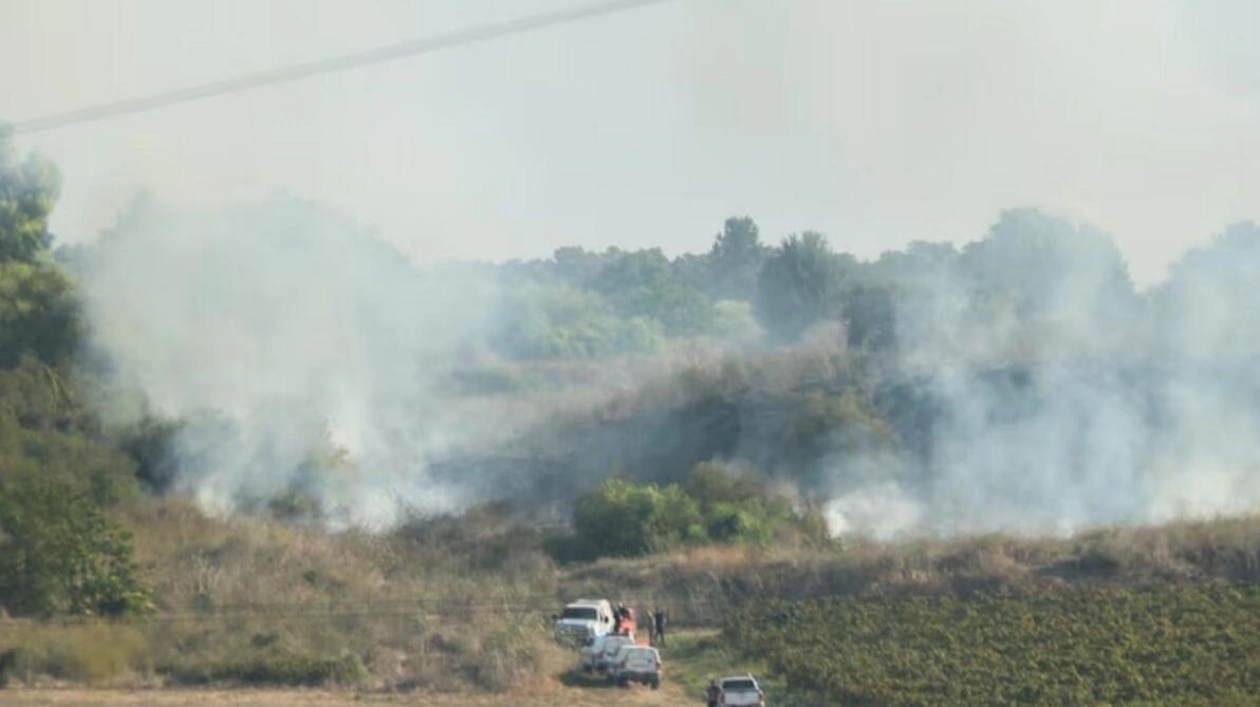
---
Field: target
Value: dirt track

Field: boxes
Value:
[1,684,691,707]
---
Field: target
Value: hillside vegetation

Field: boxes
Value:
[5,128,1260,702]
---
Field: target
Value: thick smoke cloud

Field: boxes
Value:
[77,195,1260,541]
[824,214,1260,540]
[79,196,504,527]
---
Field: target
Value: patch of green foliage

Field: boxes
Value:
[0,478,153,617]
[554,463,825,561]
[729,583,1260,706]
[493,282,666,360]
[182,651,366,686]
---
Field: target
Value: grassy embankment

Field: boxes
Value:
[5,502,1260,702]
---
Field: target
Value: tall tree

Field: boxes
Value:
[708,216,766,301]
[0,131,61,265]
[0,133,80,367]
[959,209,1138,323]
[754,232,842,342]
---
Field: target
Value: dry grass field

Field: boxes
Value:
[0,684,692,707]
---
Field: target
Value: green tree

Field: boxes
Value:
[0,130,61,265]
[572,478,704,557]
[708,216,766,301]
[0,478,152,617]
[959,209,1138,324]
[0,259,81,367]
[589,249,712,336]
[840,284,896,352]
[0,133,80,367]
[492,283,664,360]
[551,246,609,285]
[687,461,762,510]
[755,232,843,342]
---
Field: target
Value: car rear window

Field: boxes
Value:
[561,607,598,620]
[723,678,758,691]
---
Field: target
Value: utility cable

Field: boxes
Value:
[9,0,679,135]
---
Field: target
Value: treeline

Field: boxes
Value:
[483,208,1149,364]
[487,216,905,359]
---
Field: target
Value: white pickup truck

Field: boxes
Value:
[553,599,615,646]
[706,675,766,707]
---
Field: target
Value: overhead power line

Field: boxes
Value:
[10,0,678,135]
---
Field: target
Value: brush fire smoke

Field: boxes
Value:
[78,197,506,528]
[77,199,1260,540]
[823,216,1260,540]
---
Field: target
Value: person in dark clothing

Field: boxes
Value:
[653,606,666,646]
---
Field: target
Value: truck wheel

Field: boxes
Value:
[650,678,660,690]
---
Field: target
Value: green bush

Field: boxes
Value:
[563,468,822,560]
[572,478,705,557]
[0,479,153,617]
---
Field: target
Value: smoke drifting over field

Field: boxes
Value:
[76,197,1260,539]
[823,217,1260,539]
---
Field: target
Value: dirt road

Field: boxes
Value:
[1,683,691,707]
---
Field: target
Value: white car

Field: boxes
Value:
[606,644,661,689]
[579,634,635,673]
[706,675,765,707]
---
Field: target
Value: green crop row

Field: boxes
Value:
[728,583,1260,706]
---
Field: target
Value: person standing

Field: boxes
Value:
[653,606,666,646]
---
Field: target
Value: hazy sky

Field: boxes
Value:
[2,0,1257,286]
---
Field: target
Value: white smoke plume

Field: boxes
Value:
[76,195,1260,542]
[78,195,504,528]
[823,214,1260,540]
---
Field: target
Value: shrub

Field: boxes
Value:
[572,478,705,557]
[564,469,822,560]
[0,479,153,618]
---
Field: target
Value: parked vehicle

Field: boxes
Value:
[606,644,661,689]
[553,599,615,646]
[707,675,765,707]
[579,633,635,673]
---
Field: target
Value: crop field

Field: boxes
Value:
[729,582,1260,706]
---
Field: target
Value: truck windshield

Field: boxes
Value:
[561,607,598,620]
[723,679,758,691]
